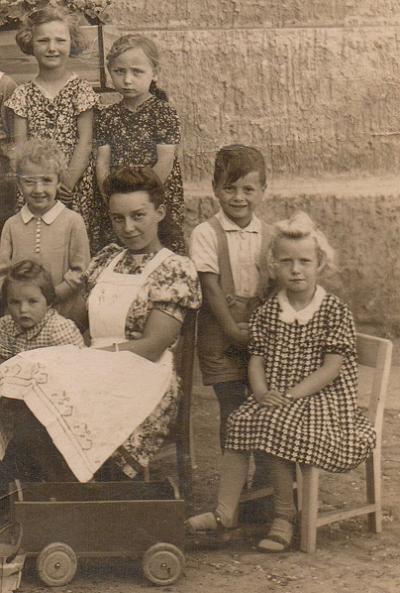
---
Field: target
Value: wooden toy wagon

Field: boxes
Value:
[2,478,185,588]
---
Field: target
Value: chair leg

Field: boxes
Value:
[366,450,382,533]
[176,445,193,504]
[300,465,320,553]
[295,464,303,512]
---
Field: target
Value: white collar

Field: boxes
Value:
[21,201,65,224]
[216,210,261,233]
[278,285,326,324]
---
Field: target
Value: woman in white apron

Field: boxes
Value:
[84,165,201,478]
[0,166,201,482]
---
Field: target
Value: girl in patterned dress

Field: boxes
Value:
[96,34,185,254]
[5,6,103,252]
[187,212,376,552]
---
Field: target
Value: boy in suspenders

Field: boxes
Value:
[190,145,272,450]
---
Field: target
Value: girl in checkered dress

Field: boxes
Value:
[187,212,376,552]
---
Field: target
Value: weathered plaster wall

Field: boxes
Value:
[107,0,400,181]
[112,1,400,29]
[106,1,400,329]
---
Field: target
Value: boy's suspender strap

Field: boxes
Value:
[258,221,273,297]
[207,216,236,297]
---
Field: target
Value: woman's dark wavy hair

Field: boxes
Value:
[106,34,168,102]
[2,260,56,306]
[103,165,170,244]
[16,6,88,56]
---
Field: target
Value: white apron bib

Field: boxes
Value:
[88,247,173,350]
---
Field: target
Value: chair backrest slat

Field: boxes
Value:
[356,332,392,433]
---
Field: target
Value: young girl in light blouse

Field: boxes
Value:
[0,138,90,326]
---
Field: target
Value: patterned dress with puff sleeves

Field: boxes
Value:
[225,287,376,473]
[96,97,185,255]
[85,244,201,475]
[6,76,105,253]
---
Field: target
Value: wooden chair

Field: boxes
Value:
[240,332,393,552]
[299,332,392,552]
[141,311,197,503]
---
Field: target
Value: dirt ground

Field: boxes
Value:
[16,338,400,593]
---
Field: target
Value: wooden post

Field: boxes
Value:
[96,22,107,92]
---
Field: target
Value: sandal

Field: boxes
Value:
[257,516,294,553]
[185,511,238,544]
[185,511,226,534]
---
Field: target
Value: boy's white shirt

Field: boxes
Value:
[278,285,326,324]
[20,200,65,224]
[189,210,262,298]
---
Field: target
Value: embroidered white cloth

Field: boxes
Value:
[0,345,172,482]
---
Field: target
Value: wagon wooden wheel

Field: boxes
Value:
[36,542,78,587]
[142,542,185,585]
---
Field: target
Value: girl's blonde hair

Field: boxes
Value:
[16,6,87,56]
[106,34,168,101]
[14,138,67,177]
[268,211,336,273]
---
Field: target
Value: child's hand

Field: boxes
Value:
[58,171,74,204]
[64,269,84,289]
[232,323,250,347]
[254,389,288,407]
[58,182,74,205]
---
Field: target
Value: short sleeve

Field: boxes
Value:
[150,255,202,323]
[94,105,110,147]
[189,221,219,274]
[154,102,181,145]
[0,317,14,360]
[322,299,356,358]
[67,212,91,274]
[248,302,270,357]
[4,84,29,117]
[0,74,17,143]
[0,218,13,269]
[73,79,99,114]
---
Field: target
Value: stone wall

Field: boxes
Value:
[109,1,400,181]
[105,1,400,331]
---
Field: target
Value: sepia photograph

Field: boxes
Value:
[0,1,399,591]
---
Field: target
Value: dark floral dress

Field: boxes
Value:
[6,76,106,253]
[96,97,185,254]
[84,244,201,475]
[226,288,376,473]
